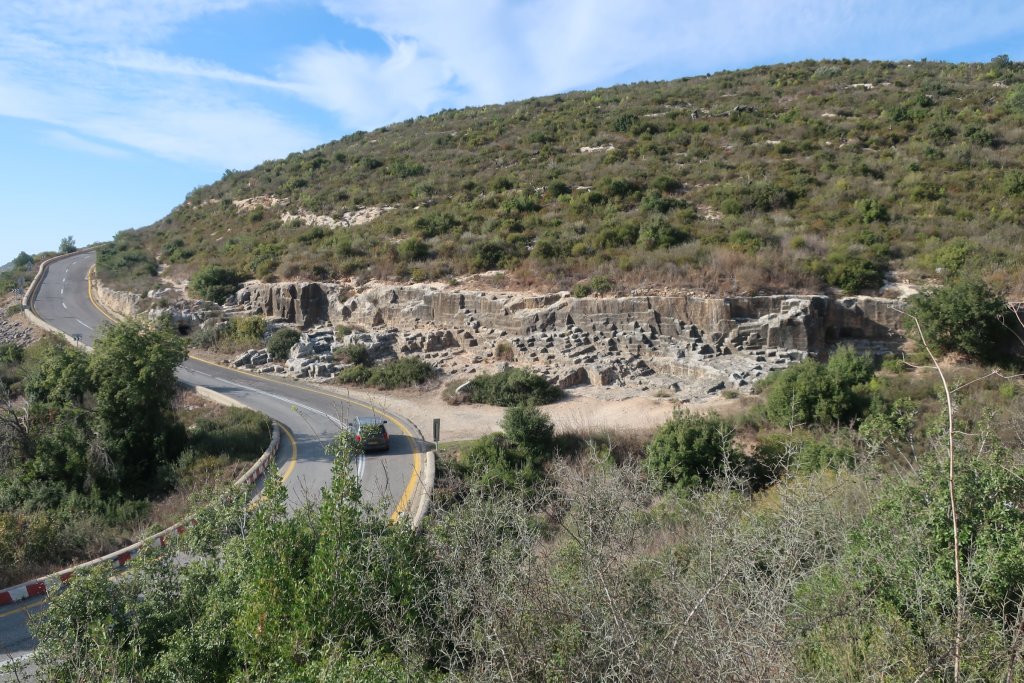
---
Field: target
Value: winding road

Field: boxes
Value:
[1,250,426,666]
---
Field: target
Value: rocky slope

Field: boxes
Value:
[98,276,907,400]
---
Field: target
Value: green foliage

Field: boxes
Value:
[906,278,1012,362]
[796,452,1024,680]
[184,407,271,461]
[96,232,158,289]
[0,342,23,365]
[822,250,886,293]
[335,356,435,389]
[89,318,189,496]
[12,251,33,269]
[189,265,245,304]
[363,357,434,389]
[762,346,875,428]
[335,342,370,366]
[227,315,266,342]
[463,404,555,488]
[57,236,76,254]
[644,411,738,489]
[462,368,562,406]
[266,327,300,360]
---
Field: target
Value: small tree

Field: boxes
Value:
[645,411,737,489]
[906,278,1011,362]
[58,236,77,254]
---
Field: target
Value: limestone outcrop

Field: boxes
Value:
[235,282,343,328]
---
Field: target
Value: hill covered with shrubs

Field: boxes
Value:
[100,57,1024,298]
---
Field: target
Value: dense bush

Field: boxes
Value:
[462,404,556,488]
[462,368,562,406]
[761,345,874,428]
[335,343,370,366]
[266,327,300,360]
[645,411,738,489]
[906,278,1013,362]
[189,265,245,304]
[335,356,435,389]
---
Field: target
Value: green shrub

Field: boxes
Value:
[397,237,430,262]
[186,407,271,460]
[571,282,592,297]
[266,328,300,361]
[336,364,372,384]
[906,278,1011,362]
[335,343,370,366]
[463,368,562,406]
[645,411,737,489]
[365,357,434,389]
[228,316,267,343]
[190,266,245,304]
[0,343,23,364]
[5,304,22,317]
[823,251,886,293]
[335,357,434,389]
[462,404,555,488]
[762,346,874,428]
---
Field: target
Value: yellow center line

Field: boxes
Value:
[279,424,299,483]
[85,260,423,518]
[0,599,46,620]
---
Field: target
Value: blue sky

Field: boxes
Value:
[3,0,1024,264]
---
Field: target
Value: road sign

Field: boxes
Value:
[432,418,440,443]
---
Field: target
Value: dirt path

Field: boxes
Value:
[311,380,741,443]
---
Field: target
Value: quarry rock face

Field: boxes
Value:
[153,279,908,398]
[236,282,342,328]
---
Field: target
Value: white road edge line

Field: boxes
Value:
[186,369,365,478]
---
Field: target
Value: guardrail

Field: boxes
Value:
[0,422,279,607]
[2,249,282,607]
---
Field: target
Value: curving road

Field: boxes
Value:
[0,250,425,666]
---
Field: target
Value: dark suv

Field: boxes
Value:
[352,416,389,452]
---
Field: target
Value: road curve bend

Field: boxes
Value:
[1,250,426,664]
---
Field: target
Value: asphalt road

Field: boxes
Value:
[0,250,425,668]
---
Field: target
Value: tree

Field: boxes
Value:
[906,278,1012,362]
[12,251,33,269]
[89,317,188,495]
[645,411,737,489]
[58,236,77,254]
[463,404,556,489]
[762,346,874,428]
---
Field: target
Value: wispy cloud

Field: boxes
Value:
[2,0,1024,171]
[45,130,130,158]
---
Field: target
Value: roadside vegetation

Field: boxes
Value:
[30,334,1024,680]
[449,367,563,406]
[99,57,1024,300]
[0,321,270,587]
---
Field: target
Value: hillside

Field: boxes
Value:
[101,57,1024,297]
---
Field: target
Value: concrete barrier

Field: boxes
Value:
[411,450,436,529]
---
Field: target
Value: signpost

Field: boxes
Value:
[432,418,440,449]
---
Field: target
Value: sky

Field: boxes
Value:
[3,0,1024,264]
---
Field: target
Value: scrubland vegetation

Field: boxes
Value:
[28,283,1024,680]
[0,321,270,586]
[98,57,1024,299]
[17,57,1024,680]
